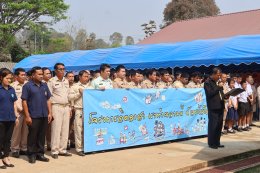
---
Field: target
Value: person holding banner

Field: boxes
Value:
[173,73,189,88]
[113,65,129,89]
[68,70,91,156]
[186,72,202,88]
[157,70,171,89]
[204,67,225,149]
[91,64,113,89]
[128,70,142,88]
[141,69,158,89]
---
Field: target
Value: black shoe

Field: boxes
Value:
[242,128,249,131]
[247,126,252,130]
[58,152,72,157]
[209,145,218,149]
[218,145,225,148]
[0,165,6,169]
[28,155,36,164]
[36,155,49,162]
[19,150,27,156]
[2,160,14,167]
[51,154,58,159]
[227,129,236,134]
[221,130,228,135]
[77,151,85,156]
[237,128,243,132]
[12,151,20,158]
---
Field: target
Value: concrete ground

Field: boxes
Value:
[2,122,260,173]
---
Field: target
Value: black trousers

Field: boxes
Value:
[208,109,224,146]
[27,117,48,156]
[0,121,15,158]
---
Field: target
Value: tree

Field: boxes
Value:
[109,32,123,47]
[125,36,134,45]
[74,29,88,50]
[95,39,110,49]
[162,0,219,28]
[141,20,157,38]
[86,32,96,50]
[0,0,69,56]
[9,43,29,62]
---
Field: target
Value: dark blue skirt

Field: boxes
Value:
[226,107,238,121]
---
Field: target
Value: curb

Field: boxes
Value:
[163,149,260,173]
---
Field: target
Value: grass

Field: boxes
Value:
[236,165,260,173]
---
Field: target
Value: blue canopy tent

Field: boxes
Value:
[14,34,260,71]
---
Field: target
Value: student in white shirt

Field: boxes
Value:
[237,80,252,132]
[226,79,238,133]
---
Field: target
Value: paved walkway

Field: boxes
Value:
[2,122,260,173]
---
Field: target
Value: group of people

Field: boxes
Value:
[204,68,259,149]
[0,63,259,168]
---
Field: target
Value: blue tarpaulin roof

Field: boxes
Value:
[14,35,260,71]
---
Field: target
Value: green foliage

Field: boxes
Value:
[162,0,220,28]
[46,36,72,53]
[95,39,110,49]
[141,20,157,38]
[125,36,134,45]
[10,43,29,62]
[0,0,69,57]
[109,32,123,45]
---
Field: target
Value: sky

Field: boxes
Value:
[53,0,260,43]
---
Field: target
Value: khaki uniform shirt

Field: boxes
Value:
[91,76,113,89]
[68,82,91,109]
[186,81,200,88]
[141,79,157,89]
[128,81,141,89]
[113,78,128,88]
[156,81,171,89]
[11,81,26,112]
[48,76,70,105]
[172,80,185,88]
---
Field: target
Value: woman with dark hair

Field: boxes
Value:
[0,68,19,169]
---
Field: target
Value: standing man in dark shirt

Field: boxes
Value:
[204,67,225,149]
[22,66,52,163]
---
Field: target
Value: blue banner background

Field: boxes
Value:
[83,88,208,152]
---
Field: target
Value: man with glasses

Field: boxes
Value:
[48,63,72,159]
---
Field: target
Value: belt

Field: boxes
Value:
[74,107,83,110]
[53,103,69,107]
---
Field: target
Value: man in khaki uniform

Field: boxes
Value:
[11,68,28,158]
[173,73,189,88]
[186,72,202,88]
[48,63,72,159]
[65,71,75,87]
[156,70,171,89]
[42,67,52,151]
[128,70,142,88]
[65,71,75,150]
[141,69,158,89]
[113,65,129,89]
[68,70,91,156]
[91,64,113,89]
[220,73,229,134]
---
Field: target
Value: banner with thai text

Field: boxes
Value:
[83,88,208,152]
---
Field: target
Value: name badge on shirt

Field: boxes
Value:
[45,91,47,96]
[11,94,14,98]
